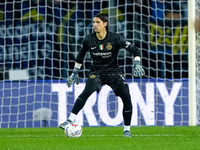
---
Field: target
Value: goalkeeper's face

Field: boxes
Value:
[93,17,107,33]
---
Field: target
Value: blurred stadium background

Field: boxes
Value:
[0,0,199,128]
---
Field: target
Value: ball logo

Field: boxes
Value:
[72,124,78,126]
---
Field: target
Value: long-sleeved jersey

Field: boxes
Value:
[76,31,141,69]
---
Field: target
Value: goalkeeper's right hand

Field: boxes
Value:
[66,68,79,87]
[133,60,145,77]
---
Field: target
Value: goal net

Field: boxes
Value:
[0,0,194,128]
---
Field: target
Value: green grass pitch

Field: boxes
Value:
[0,126,200,150]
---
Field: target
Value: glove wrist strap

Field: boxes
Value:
[134,60,140,65]
[134,56,140,61]
[73,68,80,74]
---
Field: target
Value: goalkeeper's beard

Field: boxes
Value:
[94,29,100,33]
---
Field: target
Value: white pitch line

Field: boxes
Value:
[81,134,187,137]
[0,134,190,138]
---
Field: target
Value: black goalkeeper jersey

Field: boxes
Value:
[76,31,141,69]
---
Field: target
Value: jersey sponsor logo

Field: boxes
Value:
[106,43,112,50]
[90,75,96,79]
[92,52,112,58]
[125,41,131,48]
[99,44,104,50]
[91,47,96,49]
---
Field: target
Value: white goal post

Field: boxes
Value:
[188,0,196,126]
[0,0,198,127]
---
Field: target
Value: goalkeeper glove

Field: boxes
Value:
[133,60,145,77]
[66,68,80,87]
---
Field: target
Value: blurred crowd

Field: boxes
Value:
[0,0,192,79]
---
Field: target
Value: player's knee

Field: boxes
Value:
[120,92,132,110]
[72,97,87,114]
[116,88,131,104]
[78,92,90,102]
[124,104,132,112]
[76,97,86,104]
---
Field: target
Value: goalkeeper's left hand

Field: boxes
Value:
[66,68,80,87]
[133,60,145,77]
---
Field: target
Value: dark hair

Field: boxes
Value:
[94,13,109,31]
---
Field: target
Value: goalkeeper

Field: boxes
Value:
[59,13,145,137]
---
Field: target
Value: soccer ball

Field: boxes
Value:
[64,122,82,138]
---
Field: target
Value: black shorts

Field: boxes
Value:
[86,67,129,96]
